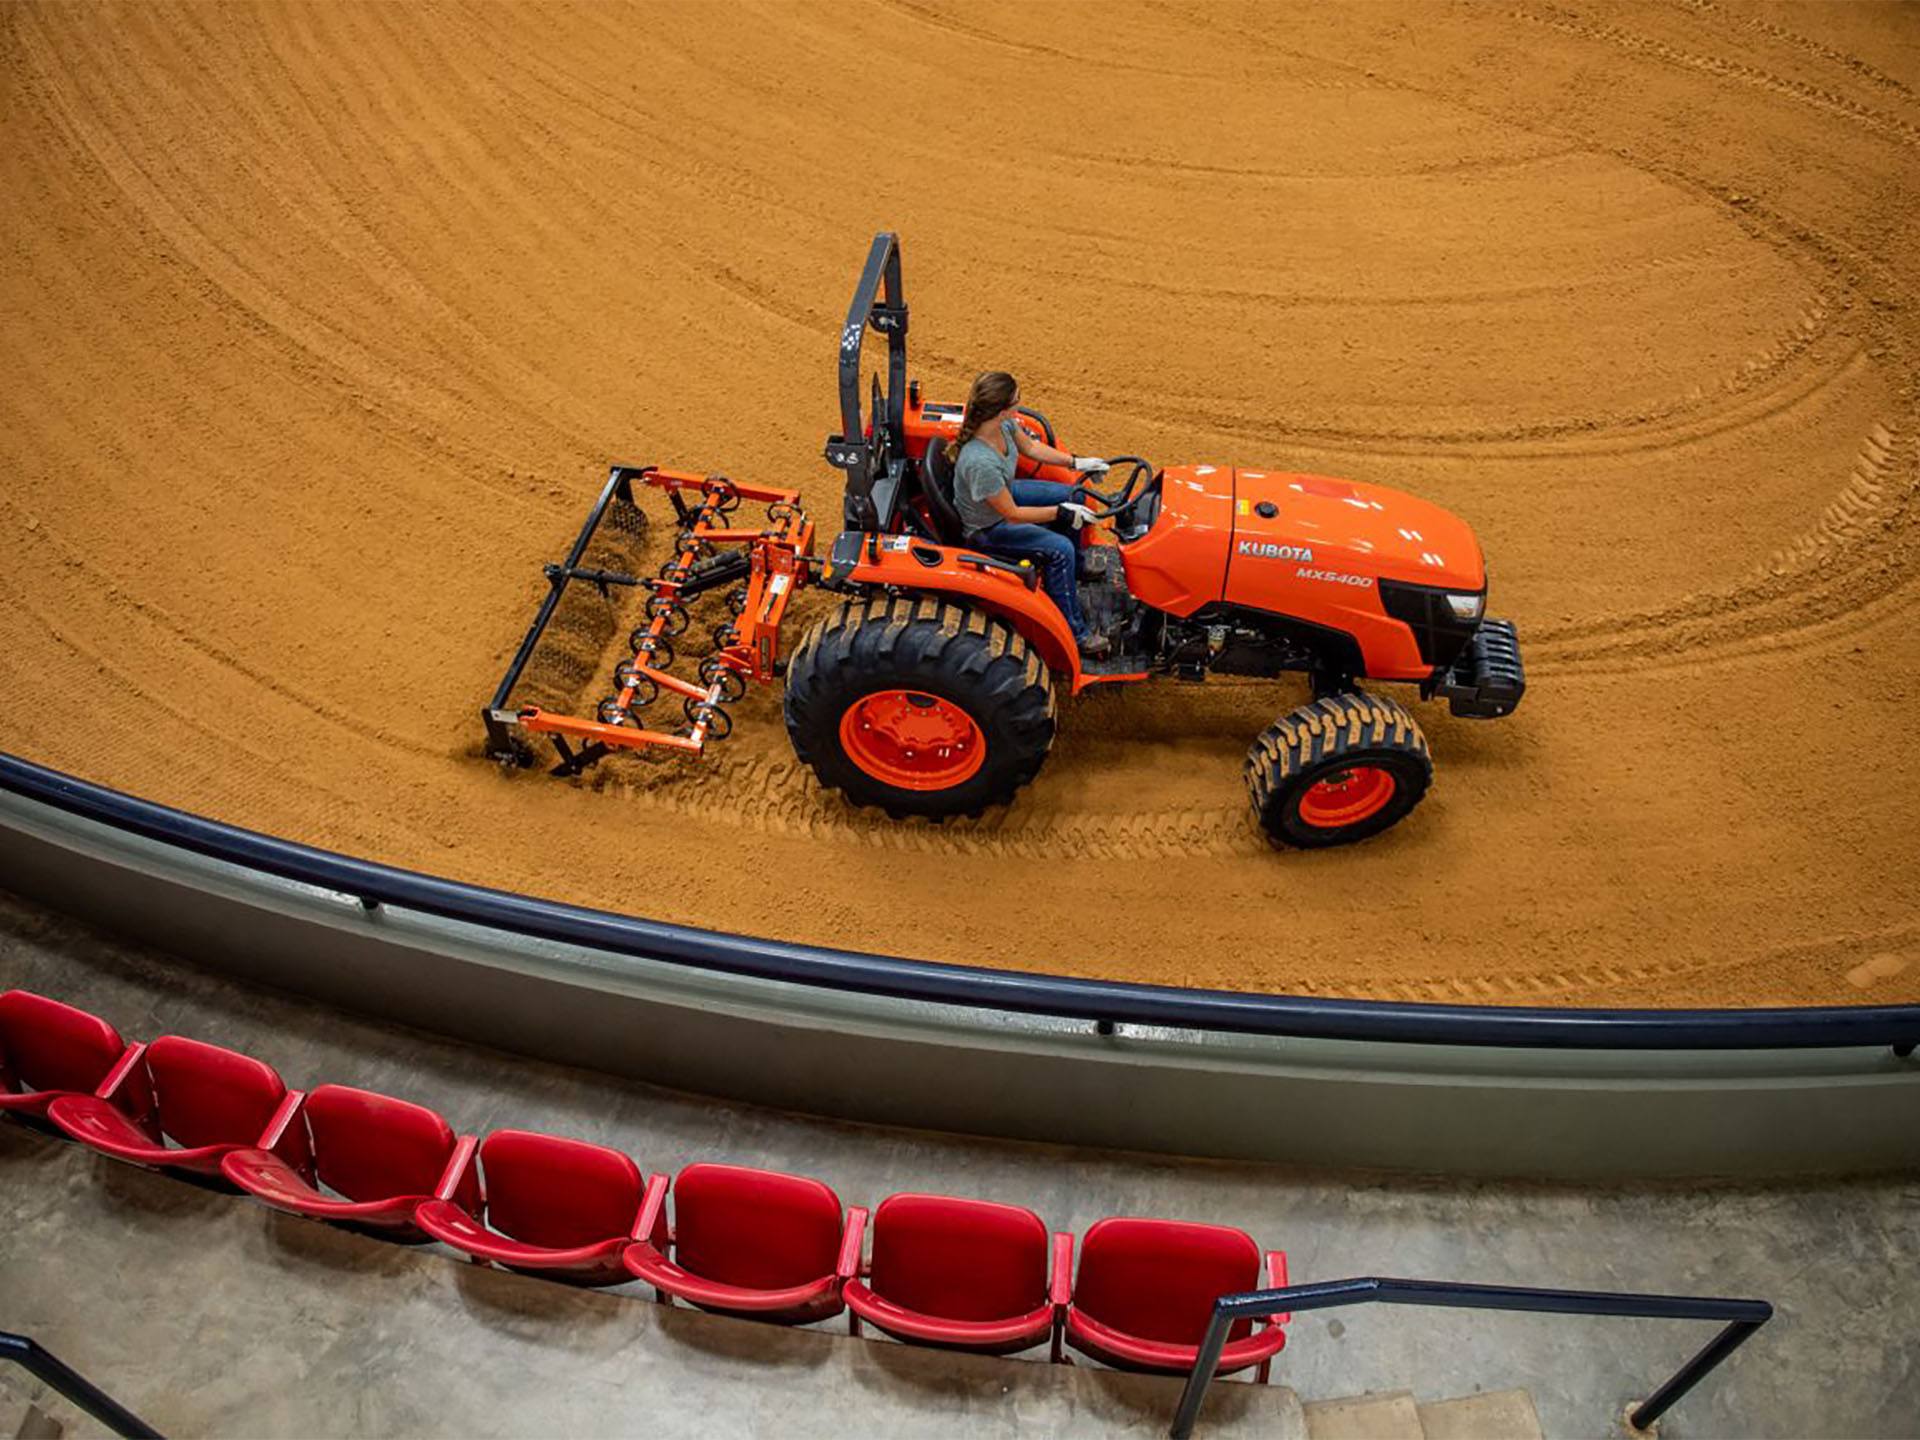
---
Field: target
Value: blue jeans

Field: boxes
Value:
[970,480,1088,639]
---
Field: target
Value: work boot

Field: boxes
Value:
[1077,632,1112,660]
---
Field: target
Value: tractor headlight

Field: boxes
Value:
[1381,580,1486,669]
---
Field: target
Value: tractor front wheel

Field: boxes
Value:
[1246,691,1433,848]
[785,596,1057,819]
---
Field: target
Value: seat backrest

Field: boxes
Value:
[0,990,125,1096]
[1073,1217,1261,1345]
[479,1129,641,1248]
[144,1035,286,1150]
[673,1162,842,1289]
[917,436,968,544]
[304,1084,455,1203]
[871,1192,1048,1322]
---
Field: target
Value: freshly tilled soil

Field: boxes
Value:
[3,1,1917,1008]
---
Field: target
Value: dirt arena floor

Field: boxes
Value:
[4,1,1918,1009]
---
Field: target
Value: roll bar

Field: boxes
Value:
[823,232,910,531]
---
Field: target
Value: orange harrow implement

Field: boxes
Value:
[483,465,813,777]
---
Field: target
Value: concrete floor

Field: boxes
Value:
[1,889,1915,1439]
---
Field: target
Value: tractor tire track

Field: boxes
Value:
[1512,3,1920,154]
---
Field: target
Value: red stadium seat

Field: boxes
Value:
[413,1128,656,1286]
[622,1161,855,1324]
[1064,1217,1288,1379]
[0,990,140,1125]
[45,1035,298,1181]
[843,1192,1074,1357]
[220,1083,476,1236]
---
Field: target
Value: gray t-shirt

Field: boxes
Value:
[953,419,1020,534]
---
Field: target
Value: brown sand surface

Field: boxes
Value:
[3,1,1918,1009]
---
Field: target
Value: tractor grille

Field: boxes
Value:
[1378,580,1480,671]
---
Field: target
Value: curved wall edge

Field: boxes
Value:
[2,785,1916,1179]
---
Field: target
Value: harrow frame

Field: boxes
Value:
[482,465,813,776]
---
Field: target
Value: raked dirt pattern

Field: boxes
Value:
[3,1,1918,1008]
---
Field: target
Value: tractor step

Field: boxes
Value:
[1431,617,1525,719]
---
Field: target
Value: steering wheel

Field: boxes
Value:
[1076,457,1155,520]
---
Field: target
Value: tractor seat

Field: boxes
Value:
[918,437,968,546]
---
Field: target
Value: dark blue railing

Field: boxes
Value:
[4,752,1919,1051]
[1170,1277,1772,1438]
[0,1332,162,1439]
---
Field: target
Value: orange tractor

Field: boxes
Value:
[483,234,1524,847]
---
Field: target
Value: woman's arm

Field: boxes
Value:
[984,487,1059,525]
[1011,424,1076,470]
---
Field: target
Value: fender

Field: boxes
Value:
[822,532,1130,695]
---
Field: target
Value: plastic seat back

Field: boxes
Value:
[1075,1218,1262,1345]
[145,1035,286,1149]
[672,1162,842,1289]
[304,1084,455,1203]
[871,1193,1048,1321]
[480,1130,641,1248]
[917,437,968,544]
[0,990,126,1096]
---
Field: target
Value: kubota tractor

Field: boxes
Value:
[484,233,1524,848]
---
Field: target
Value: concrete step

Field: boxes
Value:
[0,1372,65,1440]
[1418,1389,1544,1440]
[0,1365,111,1440]
[1303,1389,1425,1440]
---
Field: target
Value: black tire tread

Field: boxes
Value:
[785,594,1056,818]
[1246,691,1432,847]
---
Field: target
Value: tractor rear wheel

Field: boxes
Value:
[1246,691,1432,849]
[785,595,1057,819]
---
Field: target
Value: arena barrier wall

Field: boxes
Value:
[2,753,1916,1179]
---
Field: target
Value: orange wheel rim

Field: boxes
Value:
[839,691,986,791]
[1296,765,1396,828]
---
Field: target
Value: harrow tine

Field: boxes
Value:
[495,465,805,773]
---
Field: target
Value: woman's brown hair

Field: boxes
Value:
[944,371,1018,463]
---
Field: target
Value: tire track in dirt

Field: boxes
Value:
[1360,922,1920,1007]
[573,749,1271,862]
[1677,0,1919,101]
[1512,4,1920,153]
[1532,419,1916,674]
[1024,243,1810,313]
[1052,143,1590,184]
[1090,293,1846,453]
[869,0,1301,87]
[1067,314,1843,462]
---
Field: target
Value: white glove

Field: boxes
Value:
[1072,455,1111,474]
[1057,501,1097,530]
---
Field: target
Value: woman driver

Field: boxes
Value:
[947,371,1114,658]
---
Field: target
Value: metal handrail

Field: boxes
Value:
[1169,1276,1773,1438]
[0,1332,163,1439]
[4,751,1919,1051]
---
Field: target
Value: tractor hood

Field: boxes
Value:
[1115,463,1491,635]
[1229,469,1486,592]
